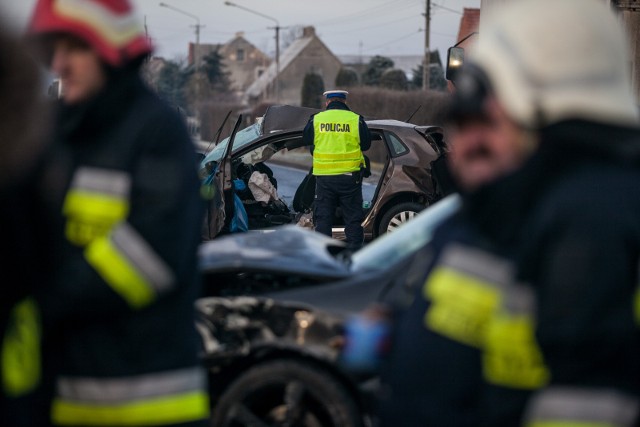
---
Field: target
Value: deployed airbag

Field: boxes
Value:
[248,171,278,203]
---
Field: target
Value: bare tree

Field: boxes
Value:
[281,26,304,50]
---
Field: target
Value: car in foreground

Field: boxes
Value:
[196,194,461,426]
[199,105,449,241]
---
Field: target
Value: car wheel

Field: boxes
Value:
[212,359,363,427]
[378,202,425,235]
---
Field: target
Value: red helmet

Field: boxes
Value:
[28,0,153,67]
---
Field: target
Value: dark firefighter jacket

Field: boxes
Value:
[377,182,532,427]
[448,120,640,427]
[0,31,53,422]
[36,70,208,426]
[0,129,53,425]
[500,121,640,427]
[379,120,640,427]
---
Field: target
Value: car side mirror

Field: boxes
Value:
[446,47,465,81]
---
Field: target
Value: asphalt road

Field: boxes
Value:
[267,162,377,210]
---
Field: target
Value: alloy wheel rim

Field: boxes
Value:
[387,210,417,232]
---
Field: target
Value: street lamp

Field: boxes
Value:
[224,1,281,103]
[159,2,202,74]
[159,2,203,122]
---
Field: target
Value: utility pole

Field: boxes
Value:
[611,0,640,101]
[224,2,282,103]
[269,24,280,103]
[159,3,203,115]
[422,0,431,91]
[192,22,201,76]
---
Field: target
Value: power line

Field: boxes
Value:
[326,14,418,36]
[363,29,422,52]
[432,2,463,15]
[314,0,418,26]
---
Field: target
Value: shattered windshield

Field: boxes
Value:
[200,123,261,166]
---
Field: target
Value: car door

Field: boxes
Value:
[202,114,243,239]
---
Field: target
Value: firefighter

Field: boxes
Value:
[378,0,640,426]
[473,0,640,425]
[27,0,209,425]
[376,62,542,427]
[303,90,371,250]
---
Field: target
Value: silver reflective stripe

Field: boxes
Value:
[56,367,206,405]
[70,167,131,198]
[439,243,514,287]
[525,387,640,426]
[111,222,175,293]
[502,284,535,315]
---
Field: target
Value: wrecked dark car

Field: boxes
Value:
[199,105,448,242]
[196,195,460,427]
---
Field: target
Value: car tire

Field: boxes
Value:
[212,359,363,427]
[378,202,425,235]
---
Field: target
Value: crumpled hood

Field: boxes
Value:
[198,225,350,279]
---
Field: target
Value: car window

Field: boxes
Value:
[385,131,409,157]
[350,194,461,272]
[200,123,261,166]
[240,144,277,165]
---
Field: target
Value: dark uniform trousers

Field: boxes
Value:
[314,172,364,248]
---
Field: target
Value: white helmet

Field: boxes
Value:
[470,0,639,128]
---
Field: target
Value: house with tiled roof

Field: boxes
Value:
[244,26,343,106]
[188,32,271,97]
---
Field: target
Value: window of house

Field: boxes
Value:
[236,49,245,62]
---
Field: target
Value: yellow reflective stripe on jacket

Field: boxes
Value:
[313,160,363,172]
[527,422,615,427]
[423,244,512,348]
[483,314,549,389]
[484,284,549,389]
[313,150,363,161]
[63,167,131,246]
[424,267,501,347]
[2,298,41,397]
[64,191,129,246]
[52,393,209,426]
[63,191,129,220]
[312,109,363,175]
[524,387,639,427]
[84,223,175,309]
[51,367,209,426]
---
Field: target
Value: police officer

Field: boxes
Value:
[28,0,209,425]
[303,90,371,250]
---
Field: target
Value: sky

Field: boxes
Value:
[2,0,481,63]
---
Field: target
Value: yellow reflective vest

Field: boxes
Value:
[312,109,364,176]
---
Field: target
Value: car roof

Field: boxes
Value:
[262,105,320,134]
